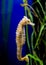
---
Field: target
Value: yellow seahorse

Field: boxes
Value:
[16,16,35,62]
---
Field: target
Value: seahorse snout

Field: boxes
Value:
[29,22,35,26]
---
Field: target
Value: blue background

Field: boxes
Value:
[0,0,33,65]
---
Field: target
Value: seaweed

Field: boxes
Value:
[20,0,46,65]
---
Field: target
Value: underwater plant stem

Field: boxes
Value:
[34,24,44,48]
[24,3,31,53]
[23,0,30,51]
[25,12,32,65]
[36,0,45,15]
[35,7,43,24]
[26,7,33,22]
[32,1,37,6]
[31,32,34,51]
[23,0,32,65]
[26,25,31,51]
[38,2,45,15]
[27,54,43,65]
[31,30,40,65]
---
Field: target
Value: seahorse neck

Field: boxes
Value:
[19,20,25,26]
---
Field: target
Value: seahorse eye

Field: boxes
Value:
[28,21,30,23]
[28,21,29,22]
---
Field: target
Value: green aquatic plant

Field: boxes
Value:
[21,0,46,65]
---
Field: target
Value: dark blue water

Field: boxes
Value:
[0,0,33,65]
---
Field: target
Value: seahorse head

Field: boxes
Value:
[22,16,35,26]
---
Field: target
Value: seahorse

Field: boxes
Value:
[16,16,35,62]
